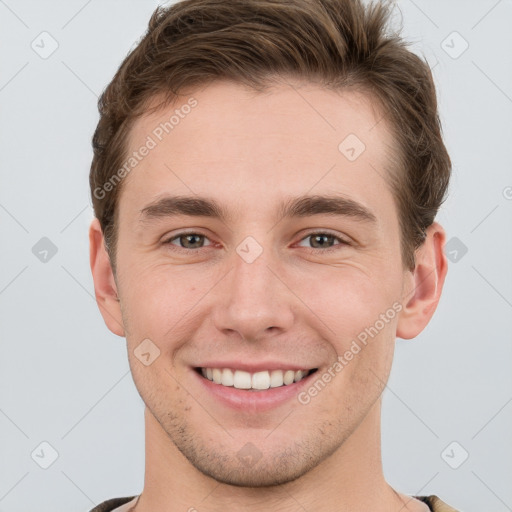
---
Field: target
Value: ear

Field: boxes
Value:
[396,221,448,340]
[89,218,125,337]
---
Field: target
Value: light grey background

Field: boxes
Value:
[0,1,511,511]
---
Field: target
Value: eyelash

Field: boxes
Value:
[162,230,351,254]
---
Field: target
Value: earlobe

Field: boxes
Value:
[396,222,448,340]
[89,218,125,337]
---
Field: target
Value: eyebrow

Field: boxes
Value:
[139,194,377,224]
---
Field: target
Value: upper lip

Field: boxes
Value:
[194,361,318,372]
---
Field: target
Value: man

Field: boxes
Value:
[88,0,456,510]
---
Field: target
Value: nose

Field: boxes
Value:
[212,246,295,342]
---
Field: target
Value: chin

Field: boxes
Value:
[188,452,317,488]
[162,415,348,488]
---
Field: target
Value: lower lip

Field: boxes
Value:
[192,368,318,412]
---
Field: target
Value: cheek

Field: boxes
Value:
[118,265,212,347]
[118,254,403,355]
[300,265,401,394]
[299,266,400,344]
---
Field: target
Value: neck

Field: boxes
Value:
[132,399,422,512]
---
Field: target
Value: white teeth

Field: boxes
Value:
[212,368,222,384]
[233,370,252,389]
[199,367,313,390]
[252,371,270,390]
[269,370,284,388]
[221,368,234,387]
[283,370,295,385]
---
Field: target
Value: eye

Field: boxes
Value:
[163,232,213,250]
[161,231,350,253]
[296,232,350,252]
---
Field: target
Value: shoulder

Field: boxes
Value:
[415,495,460,512]
[88,496,138,512]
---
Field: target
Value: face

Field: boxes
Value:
[103,79,414,486]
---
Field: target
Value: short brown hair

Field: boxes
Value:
[90,0,451,272]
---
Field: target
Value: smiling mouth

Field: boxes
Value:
[194,367,318,391]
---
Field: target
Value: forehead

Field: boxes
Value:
[121,79,397,224]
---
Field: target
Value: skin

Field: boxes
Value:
[90,78,447,512]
